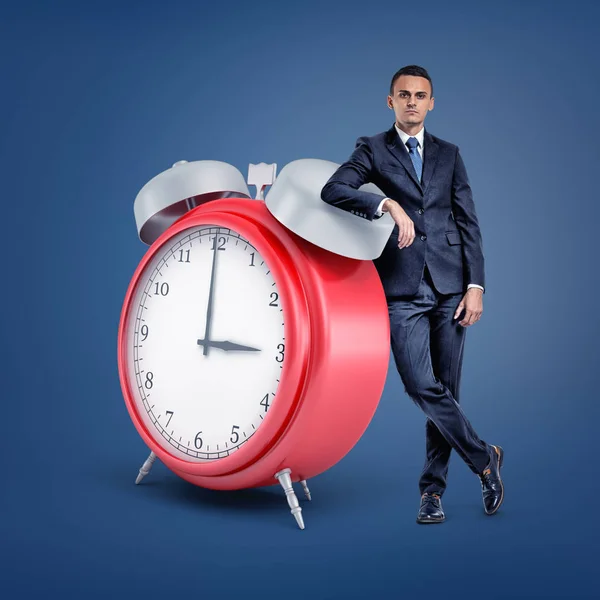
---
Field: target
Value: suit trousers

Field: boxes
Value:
[387,264,491,496]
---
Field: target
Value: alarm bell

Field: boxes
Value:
[133,160,252,245]
[264,159,395,260]
[134,157,395,260]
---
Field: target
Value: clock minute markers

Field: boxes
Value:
[133,226,282,466]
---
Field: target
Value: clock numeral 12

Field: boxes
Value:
[211,236,226,251]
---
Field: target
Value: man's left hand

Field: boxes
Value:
[454,288,483,327]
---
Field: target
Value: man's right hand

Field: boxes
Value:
[383,199,415,249]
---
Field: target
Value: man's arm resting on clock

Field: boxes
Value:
[321,137,386,221]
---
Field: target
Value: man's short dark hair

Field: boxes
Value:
[390,65,433,96]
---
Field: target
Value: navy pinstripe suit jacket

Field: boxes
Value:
[320,124,485,297]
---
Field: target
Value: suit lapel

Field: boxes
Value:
[385,124,423,193]
[421,130,439,195]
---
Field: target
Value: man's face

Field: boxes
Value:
[387,75,434,129]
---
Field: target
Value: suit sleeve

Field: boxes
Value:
[320,136,387,221]
[451,148,486,290]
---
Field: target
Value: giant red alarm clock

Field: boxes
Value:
[117,159,395,528]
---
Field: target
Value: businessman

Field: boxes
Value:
[321,65,504,524]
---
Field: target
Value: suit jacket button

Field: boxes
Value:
[420,235,427,241]
[418,208,424,214]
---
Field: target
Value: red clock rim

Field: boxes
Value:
[117,201,311,478]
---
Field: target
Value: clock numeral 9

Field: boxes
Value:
[154,282,169,296]
[276,344,285,363]
[144,372,154,389]
[194,432,203,449]
[211,236,227,251]
[230,425,240,444]
[140,324,149,341]
[269,292,279,307]
[260,393,270,412]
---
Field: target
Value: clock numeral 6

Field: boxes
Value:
[154,282,169,296]
[194,432,203,449]
[140,324,149,341]
[276,344,285,363]
[144,372,154,389]
[230,425,240,444]
[269,292,279,307]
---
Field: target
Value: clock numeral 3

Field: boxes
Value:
[276,343,285,363]
[144,372,154,389]
[230,425,240,444]
[194,432,203,449]
[269,292,279,307]
[154,282,169,296]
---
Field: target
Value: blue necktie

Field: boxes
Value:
[406,137,422,182]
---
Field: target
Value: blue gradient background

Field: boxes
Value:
[1,1,599,598]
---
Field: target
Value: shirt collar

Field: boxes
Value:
[394,123,425,149]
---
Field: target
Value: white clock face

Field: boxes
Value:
[125,225,286,462]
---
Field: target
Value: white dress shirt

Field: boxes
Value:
[375,124,484,292]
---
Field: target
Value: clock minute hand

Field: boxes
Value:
[196,339,261,352]
[202,237,219,357]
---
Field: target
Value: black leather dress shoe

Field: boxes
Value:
[416,492,445,524]
[480,444,504,515]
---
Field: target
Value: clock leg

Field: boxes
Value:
[135,451,157,484]
[300,479,312,501]
[274,468,305,530]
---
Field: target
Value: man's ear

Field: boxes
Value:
[429,97,435,111]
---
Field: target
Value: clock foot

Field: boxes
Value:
[274,468,305,530]
[300,479,312,501]
[135,451,157,485]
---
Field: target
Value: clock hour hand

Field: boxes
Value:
[197,339,261,352]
